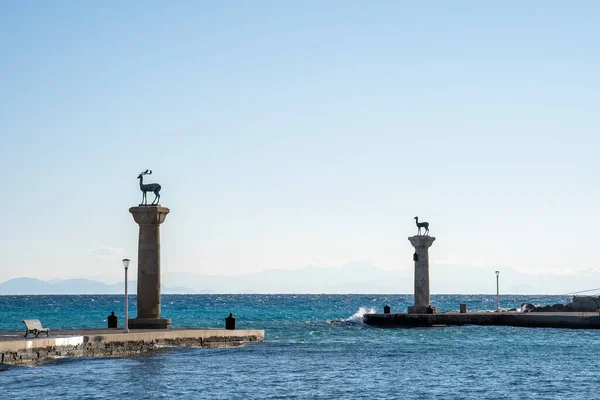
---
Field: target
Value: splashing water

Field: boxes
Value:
[326,306,376,325]
[345,307,376,323]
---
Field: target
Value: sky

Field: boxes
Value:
[1,1,599,293]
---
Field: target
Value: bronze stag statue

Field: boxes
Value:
[414,216,429,236]
[137,169,161,206]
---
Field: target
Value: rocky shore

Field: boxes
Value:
[524,296,600,313]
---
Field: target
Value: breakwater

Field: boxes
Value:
[0,328,264,365]
[363,311,600,329]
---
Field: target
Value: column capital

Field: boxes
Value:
[408,236,436,248]
[129,205,170,225]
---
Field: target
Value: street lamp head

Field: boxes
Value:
[122,258,130,269]
[495,270,500,277]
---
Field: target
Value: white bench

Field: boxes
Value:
[22,319,50,337]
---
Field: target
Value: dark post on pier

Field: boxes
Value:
[226,314,236,330]
[107,312,118,328]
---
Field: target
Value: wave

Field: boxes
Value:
[328,307,376,327]
[345,307,376,323]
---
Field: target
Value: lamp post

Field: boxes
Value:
[495,270,500,312]
[123,258,130,333]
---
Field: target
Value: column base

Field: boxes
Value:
[408,305,438,314]
[128,317,172,329]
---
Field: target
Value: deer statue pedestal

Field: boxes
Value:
[407,235,436,314]
[128,205,171,329]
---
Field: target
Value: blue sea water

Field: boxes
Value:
[1,294,598,399]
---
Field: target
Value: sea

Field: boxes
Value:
[1,294,598,399]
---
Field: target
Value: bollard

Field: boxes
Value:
[383,305,391,314]
[460,303,467,313]
[107,311,118,328]
[225,313,236,330]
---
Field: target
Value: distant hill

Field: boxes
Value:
[0,262,405,295]
[1,261,589,294]
[0,277,201,295]
[162,261,408,294]
[162,261,590,294]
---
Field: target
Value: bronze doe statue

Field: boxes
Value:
[414,216,429,236]
[137,169,161,206]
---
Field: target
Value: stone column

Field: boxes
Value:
[408,235,436,314]
[128,205,172,329]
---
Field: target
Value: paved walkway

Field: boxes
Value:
[0,327,224,341]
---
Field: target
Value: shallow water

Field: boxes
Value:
[1,294,597,399]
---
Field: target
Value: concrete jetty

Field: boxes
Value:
[0,328,264,365]
[364,228,600,329]
[363,311,600,329]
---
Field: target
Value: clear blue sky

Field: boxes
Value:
[1,2,599,292]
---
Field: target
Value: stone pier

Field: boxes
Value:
[363,311,600,329]
[0,328,264,365]
[407,235,436,314]
[129,205,171,329]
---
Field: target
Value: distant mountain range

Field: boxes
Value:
[162,261,407,294]
[0,261,592,295]
[160,261,576,294]
[0,278,204,295]
[0,262,403,295]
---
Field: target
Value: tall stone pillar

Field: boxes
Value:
[408,235,436,314]
[128,205,171,329]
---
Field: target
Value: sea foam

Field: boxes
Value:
[344,307,376,323]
